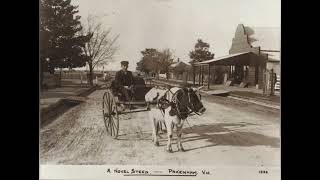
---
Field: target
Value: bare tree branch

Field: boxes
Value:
[81,14,120,85]
[92,34,119,68]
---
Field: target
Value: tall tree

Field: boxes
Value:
[189,39,214,84]
[137,48,159,75]
[136,48,173,78]
[189,39,214,63]
[158,48,174,74]
[81,15,119,86]
[40,0,90,85]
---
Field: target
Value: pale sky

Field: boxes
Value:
[72,0,281,71]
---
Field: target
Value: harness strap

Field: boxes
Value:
[156,87,201,119]
[171,89,190,120]
[157,100,166,117]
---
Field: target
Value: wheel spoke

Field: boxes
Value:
[106,116,110,129]
[114,115,118,130]
[110,98,114,115]
[103,116,109,131]
[106,95,110,117]
[102,94,108,131]
[107,94,111,113]
[110,101,114,117]
[112,99,118,137]
[109,108,115,136]
[102,91,119,138]
[109,117,113,135]
[103,102,108,117]
[108,92,113,136]
[111,117,116,136]
[110,96,116,136]
[104,98,108,109]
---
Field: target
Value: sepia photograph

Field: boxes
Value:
[40,0,280,179]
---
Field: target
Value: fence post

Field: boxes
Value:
[270,69,274,96]
[264,69,271,96]
[262,69,265,95]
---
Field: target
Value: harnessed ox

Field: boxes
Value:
[145,86,206,153]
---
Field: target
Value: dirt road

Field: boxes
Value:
[40,89,280,167]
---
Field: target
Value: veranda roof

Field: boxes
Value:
[192,52,266,66]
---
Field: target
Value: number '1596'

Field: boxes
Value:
[259,170,268,174]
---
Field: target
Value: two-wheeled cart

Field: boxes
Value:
[102,77,154,139]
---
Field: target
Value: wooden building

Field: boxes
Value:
[250,27,280,75]
[168,60,192,81]
[192,24,280,91]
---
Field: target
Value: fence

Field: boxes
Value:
[54,71,104,80]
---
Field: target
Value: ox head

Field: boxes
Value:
[187,86,206,115]
[171,86,206,119]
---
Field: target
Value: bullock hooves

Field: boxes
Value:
[154,142,159,146]
[179,148,185,152]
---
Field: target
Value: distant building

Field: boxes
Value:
[250,27,280,75]
[228,24,280,87]
[193,24,280,91]
[168,59,192,80]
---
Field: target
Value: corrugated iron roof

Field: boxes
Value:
[194,52,251,65]
[169,61,192,71]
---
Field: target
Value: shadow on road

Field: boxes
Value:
[182,122,280,151]
[105,122,279,152]
[41,100,82,128]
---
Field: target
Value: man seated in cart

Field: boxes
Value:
[113,61,135,104]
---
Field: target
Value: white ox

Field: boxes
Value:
[145,86,206,153]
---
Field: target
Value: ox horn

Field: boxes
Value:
[191,86,204,92]
[192,86,204,91]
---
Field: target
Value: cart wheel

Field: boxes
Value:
[102,90,119,139]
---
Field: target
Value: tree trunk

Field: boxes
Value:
[89,62,94,86]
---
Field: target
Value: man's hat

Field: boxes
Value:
[121,61,129,65]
